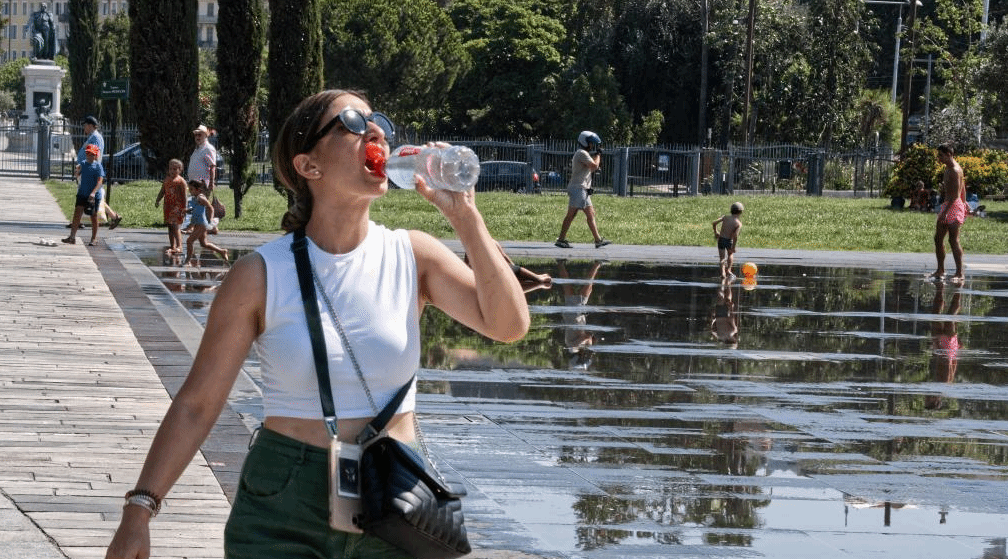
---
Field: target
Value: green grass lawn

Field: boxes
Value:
[47,179,1008,254]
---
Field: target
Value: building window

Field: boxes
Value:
[208,3,215,16]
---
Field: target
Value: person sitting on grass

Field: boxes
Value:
[182,179,228,266]
[62,144,104,246]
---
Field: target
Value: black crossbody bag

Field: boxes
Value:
[292,229,471,559]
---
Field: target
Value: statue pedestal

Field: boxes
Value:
[22,63,66,127]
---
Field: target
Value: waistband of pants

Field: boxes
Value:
[251,426,329,464]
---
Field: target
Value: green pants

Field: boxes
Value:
[224,427,411,559]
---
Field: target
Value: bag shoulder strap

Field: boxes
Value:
[291,228,414,442]
[357,378,414,444]
[291,228,338,436]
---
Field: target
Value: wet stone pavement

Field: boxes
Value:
[124,237,1008,559]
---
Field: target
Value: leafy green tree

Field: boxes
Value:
[0,58,31,110]
[321,0,468,133]
[742,2,818,144]
[976,24,1008,138]
[97,13,131,127]
[448,0,566,137]
[855,88,900,150]
[611,0,702,144]
[216,0,266,217]
[129,0,199,177]
[913,0,986,148]
[267,0,322,196]
[804,0,872,148]
[67,0,99,124]
[556,65,633,145]
[0,90,14,113]
[198,49,218,126]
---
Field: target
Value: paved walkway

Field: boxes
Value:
[2,174,1007,559]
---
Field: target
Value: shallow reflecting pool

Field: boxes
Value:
[142,249,1008,557]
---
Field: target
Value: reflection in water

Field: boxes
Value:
[710,278,739,348]
[141,252,1008,556]
[927,282,962,410]
[558,259,602,370]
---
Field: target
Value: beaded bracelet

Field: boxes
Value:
[124,489,162,517]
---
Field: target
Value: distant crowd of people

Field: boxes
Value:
[65,117,228,267]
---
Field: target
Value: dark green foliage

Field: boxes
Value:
[67,0,99,124]
[0,59,31,109]
[98,13,132,126]
[321,0,468,133]
[216,0,266,216]
[611,0,704,144]
[267,0,322,194]
[129,0,199,177]
[885,143,940,198]
[448,0,566,137]
[977,24,1008,137]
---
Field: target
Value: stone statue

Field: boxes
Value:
[30,4,56,61]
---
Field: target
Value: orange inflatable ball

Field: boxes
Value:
[741,262,758,277]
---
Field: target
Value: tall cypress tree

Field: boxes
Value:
[216,0,266,218]
[129,0,199,177]
[67,0,99,125]
[268,0,323,194]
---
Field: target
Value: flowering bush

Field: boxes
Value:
[885,145,1008,199]
[884,144,939,199]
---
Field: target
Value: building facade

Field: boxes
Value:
[2,1,218,63]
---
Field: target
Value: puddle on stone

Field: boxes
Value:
[137,249,1008,556]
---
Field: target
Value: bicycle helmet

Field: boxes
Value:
[577,131,601,150]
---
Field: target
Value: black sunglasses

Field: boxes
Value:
[305,107,395,151]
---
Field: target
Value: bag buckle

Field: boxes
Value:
[324,416,338,438]
[355,424,380,445]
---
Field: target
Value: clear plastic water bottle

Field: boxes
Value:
[383,145,480,192]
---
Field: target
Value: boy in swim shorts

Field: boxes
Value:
[712,201,743,279]
[932,144,966,283]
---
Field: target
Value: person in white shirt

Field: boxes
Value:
[105,89,530,559]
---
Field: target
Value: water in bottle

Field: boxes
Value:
[382,145,480,192]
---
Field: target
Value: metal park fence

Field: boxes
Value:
[6,116,895,199]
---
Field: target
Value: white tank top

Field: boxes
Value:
[254,222,419,419]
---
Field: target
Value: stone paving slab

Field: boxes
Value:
[0,177,231,559]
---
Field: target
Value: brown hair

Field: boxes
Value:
[273,89,369,232]
[937,143,955,156]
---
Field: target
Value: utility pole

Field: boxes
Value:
[697,0,709,146]
[898,0,918,153]
[742,0,757,146]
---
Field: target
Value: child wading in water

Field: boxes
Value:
[155,159,188,254]
[712,201,744,279]
[182,179,228,266]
